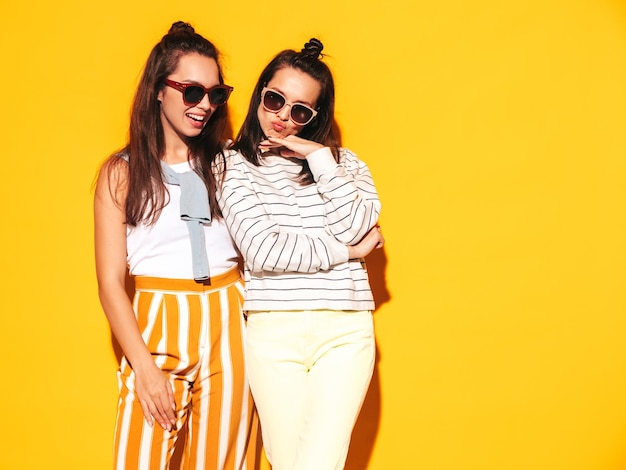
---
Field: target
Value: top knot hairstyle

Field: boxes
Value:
[168,20,195,34]
[233,38,340,183]
[109,21,230,226]
[159,21,216,58]
[300,38,324,60]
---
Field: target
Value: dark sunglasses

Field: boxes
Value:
[163,79,233,106]
[261,87,318,125]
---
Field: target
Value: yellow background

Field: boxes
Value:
[1,0,625,469]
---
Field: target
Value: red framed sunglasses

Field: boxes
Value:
[163,79,233,106]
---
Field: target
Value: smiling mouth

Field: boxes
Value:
[187,113,205,122]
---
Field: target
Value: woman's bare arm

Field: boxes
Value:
[94,162,176,431]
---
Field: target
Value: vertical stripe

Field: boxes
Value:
[192,292,211,470]
[172,293,190,374]
[142,291,162,348]
[195,289,224,468]
[219,287,234,468]
[138,420,154,468]
[178,377,193,468]
[233,285,250,469]
[114,366,133,469]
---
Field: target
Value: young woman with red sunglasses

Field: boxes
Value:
[94,22,259,469]
[217,39,384,470]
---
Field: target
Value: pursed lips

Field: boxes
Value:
[272,120,286,132]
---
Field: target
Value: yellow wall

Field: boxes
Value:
[1,0,625,468]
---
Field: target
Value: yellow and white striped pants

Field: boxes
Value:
[113,267,260,469]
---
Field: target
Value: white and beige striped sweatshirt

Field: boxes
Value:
[217,146,381,312]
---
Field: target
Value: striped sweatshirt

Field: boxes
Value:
[217,146,381,312]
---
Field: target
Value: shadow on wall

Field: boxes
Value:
[366,246,390,308]
[346,247,389,469]
[346,345,382,470]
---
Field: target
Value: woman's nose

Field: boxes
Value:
[198,92,212,109]
[277,103,291,121]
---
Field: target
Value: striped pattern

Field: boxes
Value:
[113,269,260,469]
[218,148,380,311]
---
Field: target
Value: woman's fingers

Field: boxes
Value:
[259,136,323,158]
[165,386,177,424]
[140,394,176,431]
[139,398,156,428]
[135,371,177,431]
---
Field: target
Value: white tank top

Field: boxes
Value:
[126,161,239,279]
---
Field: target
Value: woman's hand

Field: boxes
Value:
[134,362,177,431]
[348,226,384,259]
[258,135,324,160]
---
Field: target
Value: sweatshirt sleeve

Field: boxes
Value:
[217,153,350,274]
[306,147,382,245]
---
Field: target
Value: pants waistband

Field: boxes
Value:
[134,266,241,292]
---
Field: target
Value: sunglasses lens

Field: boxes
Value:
[209,87,230,106]
[263,90,286,111]
[183,86,206,105]
[290,105,314,125]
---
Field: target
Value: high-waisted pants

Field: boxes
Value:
[245,309,375,470]
[113,267,260,470]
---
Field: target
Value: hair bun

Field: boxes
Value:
[301,38,324,59]
[168,21,195,35]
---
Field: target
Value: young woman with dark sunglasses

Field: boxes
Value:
[94,21,259,469]
[217,38,384,470]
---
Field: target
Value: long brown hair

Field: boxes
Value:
[103,21,229,226]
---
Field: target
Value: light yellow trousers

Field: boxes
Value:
[245,309,375,470]
[113,268,261,469]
